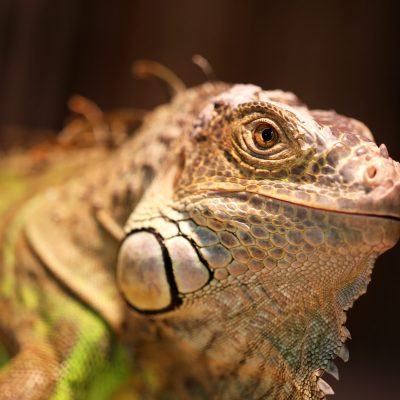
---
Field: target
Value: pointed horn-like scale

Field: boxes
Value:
[326,361,339,381]
[337,344,350,362]
[317,378,335,396]
[340,325,352,340]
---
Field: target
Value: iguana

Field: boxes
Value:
[0,67,399,399]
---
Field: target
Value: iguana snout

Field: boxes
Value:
[328,136,400,220]
[361,152,400,219]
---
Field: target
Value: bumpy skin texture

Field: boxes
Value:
[0,82,399,400]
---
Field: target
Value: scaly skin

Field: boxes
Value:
[0,82,399,399]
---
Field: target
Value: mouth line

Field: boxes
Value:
[202,189,400,222]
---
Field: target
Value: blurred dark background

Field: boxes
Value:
[0,0,399,398]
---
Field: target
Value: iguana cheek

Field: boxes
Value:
[164,236,210,293]
[117,231,172,312]
[117,231,211,313]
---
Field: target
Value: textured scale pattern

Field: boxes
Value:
[0,81,399,400]
[119,83,400,399]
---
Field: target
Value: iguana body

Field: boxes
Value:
[0,82,399,399]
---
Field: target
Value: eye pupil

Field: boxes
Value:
[252,124,278,149]
[261,127,274,142]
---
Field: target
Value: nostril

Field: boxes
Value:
[364,164,380,187]
[366,165,377,180]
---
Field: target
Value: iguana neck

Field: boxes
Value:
[150,256,375,399]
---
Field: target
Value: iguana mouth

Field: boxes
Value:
[203,189,400,222]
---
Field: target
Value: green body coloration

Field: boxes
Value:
[0,81,399,400]
[0,343,7,369]
[0,150,133,399]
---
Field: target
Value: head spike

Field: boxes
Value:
[192,54,216,81]
[60,95,108,145]
[132,60,186,97]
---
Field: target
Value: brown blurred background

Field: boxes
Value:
[0,0,399,398]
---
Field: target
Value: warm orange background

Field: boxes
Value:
[0,1,399,398]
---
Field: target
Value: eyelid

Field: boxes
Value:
[243,132,287,156]
[229,105,303,172]
[246,118,281,132]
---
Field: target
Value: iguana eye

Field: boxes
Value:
[241,118,284,157]
[253,124,279,149]
[230,103,301,173]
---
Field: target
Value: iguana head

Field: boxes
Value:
[118,84,400,398]
[174,84,400,219]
